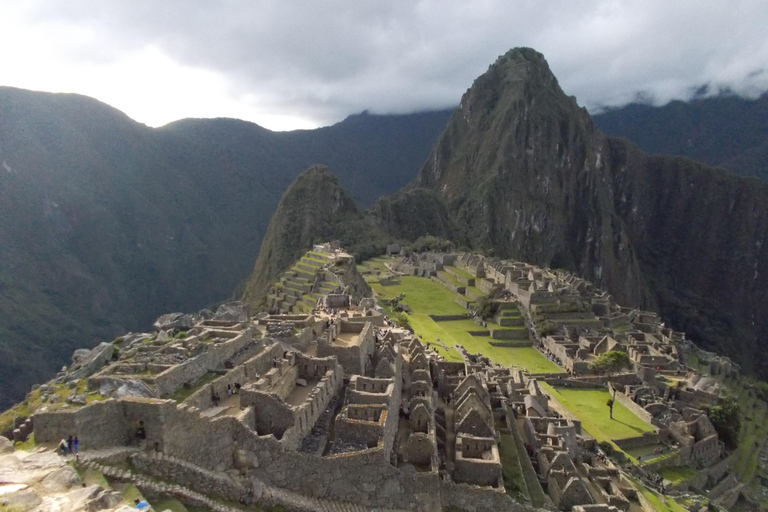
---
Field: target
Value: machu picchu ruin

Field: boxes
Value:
[2,244,759,512]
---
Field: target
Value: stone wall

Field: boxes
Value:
[280,365,343,449]
[610,387,657,427]
[130,451,249,502]
[613,433,661,451]
[490,328,528,340]
[35,395,545,511]
[429,314,470,321]
[34,398,177,451]
[154,330,255,397]
[183,342,284,409]
[317,321,375,376]
[439,480,535,512]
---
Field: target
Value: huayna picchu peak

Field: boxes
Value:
[3,45,768,511]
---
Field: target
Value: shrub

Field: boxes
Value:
[475,294,499,320]
[392,312,412,331]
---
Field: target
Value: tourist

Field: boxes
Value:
[227,384,232,397]
[73,436,79,454]
[67,435,74,453]
[234,382,241,394]
[134,498,150,509]
[58,438,69,455]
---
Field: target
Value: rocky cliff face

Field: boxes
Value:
[404,48,768,375]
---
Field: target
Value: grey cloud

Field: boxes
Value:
[16,0,768,127]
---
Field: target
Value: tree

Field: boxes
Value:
[475,294,499,320]
[704,398,740,448]
[391,312,412,331]
[588,351,632,419]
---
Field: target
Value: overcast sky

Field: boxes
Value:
[1,1,767,131]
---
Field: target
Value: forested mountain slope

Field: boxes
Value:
[0,87,450,408]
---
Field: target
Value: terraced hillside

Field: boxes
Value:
[265,251,339,314]
[362,257,561,374]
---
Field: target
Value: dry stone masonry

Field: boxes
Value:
[4,245,745,511]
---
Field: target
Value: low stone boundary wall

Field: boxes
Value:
[455,297,473,309]
[708,473,738,500]
[468,330,491,336]
[428,314,470,321]
[613,433,661,451]
[488,340,531,348]
[640,448,686,471]
[609,385,656,428]
[490,328,528,340]
[432,275,465,295]
[543,377,604,389]
[445,270,475,287]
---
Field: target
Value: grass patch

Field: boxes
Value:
[152,498,189,512]
[14,433,35,451]
[499,433,529,502]
[81,467,110,488]
[121,483,145,505]
[369,275,561,372]
[445,265,475,281]
[658,466,698,483]
[628,476,688,512]
[541,384,654,442]
[1,379,94,433]
[169,372,220,402]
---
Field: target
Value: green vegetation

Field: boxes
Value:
[151,498,189,512]
[370,275,561,372]
[541,384,654,442]
[0,379,99,434]
[121,484,145,505]
[658,466,698,483]
[81,467,110,488]
[474,294,499,320]
[628,476,689,512]
[499,433,528,502]
[406,235,455,253]
[13,433,35,451]
[169,372,220,402]
[588,351,632,419]
[703,397,741,448]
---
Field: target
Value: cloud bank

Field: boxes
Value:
[1,0,766,130]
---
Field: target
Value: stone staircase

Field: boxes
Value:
[80,458,248,512]
[81,449,405,512]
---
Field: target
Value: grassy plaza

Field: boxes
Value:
[369,273,562,373]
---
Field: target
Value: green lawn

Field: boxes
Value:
[370,276,561,372]
[541,384,654,442]
[370,276,468,316]
[628,476,688,512]
[658,466,698,483]
[499,433,529,503]
[445,265,475,281]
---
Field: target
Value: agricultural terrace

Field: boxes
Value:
[365,265,562,374]
[541,384,655,443]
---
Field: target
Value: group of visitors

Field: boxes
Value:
[212,381,243,405]
[58,435,79,456]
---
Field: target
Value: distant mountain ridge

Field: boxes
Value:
[403,48,768,378]
[0,87,451,409]
[594,92,768,179]
[244,49,768,383]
